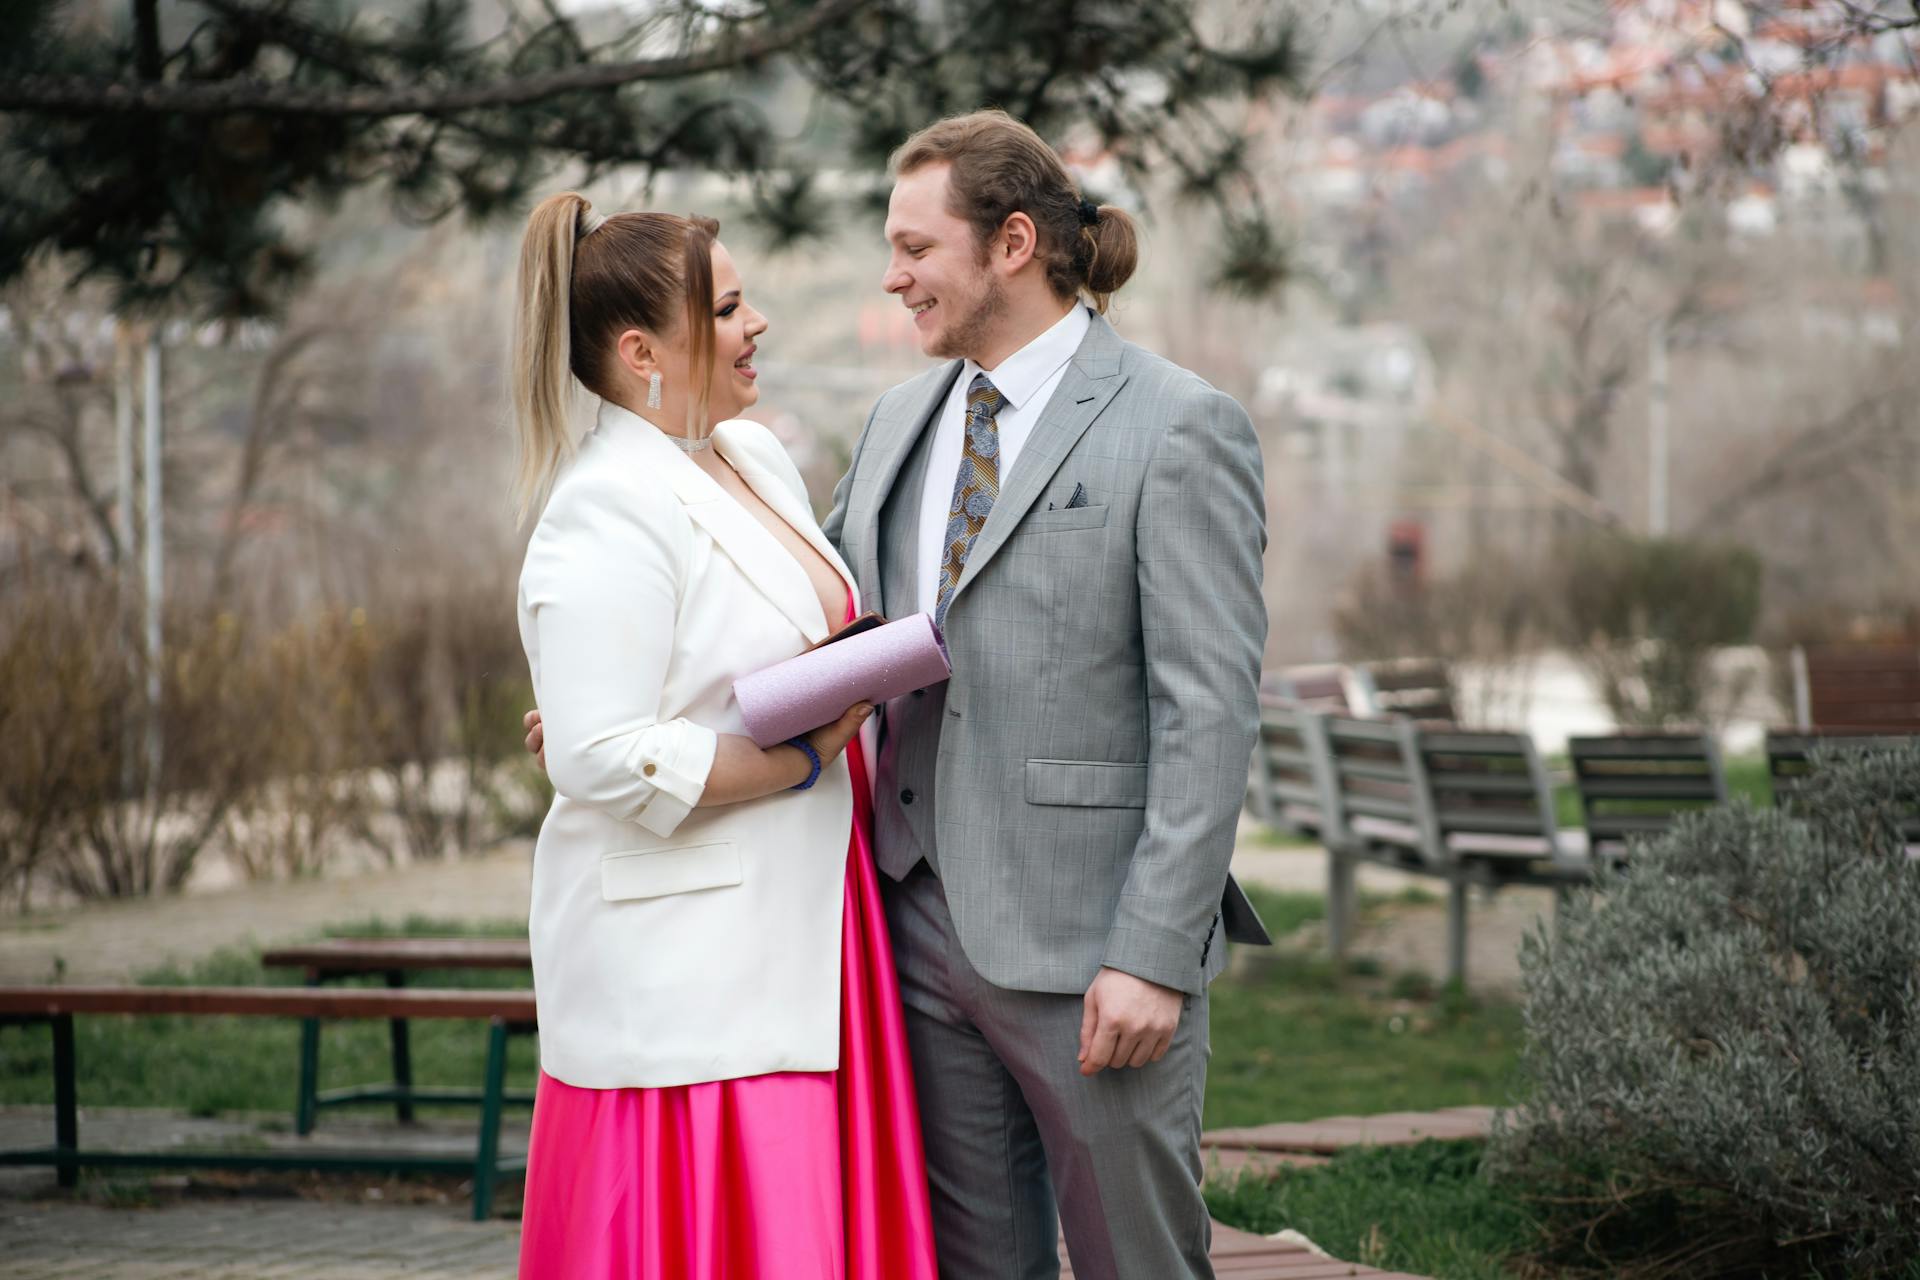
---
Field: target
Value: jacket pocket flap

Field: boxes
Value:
[601,841,741,901]
[1025,759,1149,808]
[1023,503,1108,532]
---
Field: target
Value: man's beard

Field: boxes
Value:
[928,273,1008,361]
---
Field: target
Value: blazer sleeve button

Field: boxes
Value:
[900,789,915,805]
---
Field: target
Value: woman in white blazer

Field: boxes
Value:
[508,194,936,1280]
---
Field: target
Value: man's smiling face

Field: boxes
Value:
[881,162,1006,362]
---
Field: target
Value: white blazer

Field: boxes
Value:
[518,404,866,1089]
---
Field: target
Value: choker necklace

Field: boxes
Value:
[668,432,714,454]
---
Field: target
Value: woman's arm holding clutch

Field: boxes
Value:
[699,704,870,805]
[522,703,869,807]
[522,478,868,834]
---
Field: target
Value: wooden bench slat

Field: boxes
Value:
[261,939,531,971]
[1425,772,1534,794]
[1419,731,1529,755]
[1570,743,1716,762]
[1435,808,1551,836]
[1336,760,1412,785]
[0,986,536,1021]
[1578,777,1724,800]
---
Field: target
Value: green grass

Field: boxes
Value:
[0,917,537,1117]
[1235,886,1327,940]
[1205,943,1522,1128]
[1551,752,1773,828]
[1209,884,1521,1128]
[1244,823,1320,849]
[1205,1140,1536,1280]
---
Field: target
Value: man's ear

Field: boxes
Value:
[997,211,1040,273]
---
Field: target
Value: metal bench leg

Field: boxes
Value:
[471,1019,510,1221]
[1445,876,1469,988]
[1327,849,1356,959]
[385,970,414,1125]
[52,1014,77,1189]
[296,1014,321,1136]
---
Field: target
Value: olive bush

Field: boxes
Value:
[1490,745,1920,1278]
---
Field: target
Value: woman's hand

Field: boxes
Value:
[802,702,873,768]
[523,709,546,769]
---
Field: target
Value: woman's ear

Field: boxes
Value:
[614,327,659,380]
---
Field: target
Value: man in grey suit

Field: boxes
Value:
[821,110,1270,1280]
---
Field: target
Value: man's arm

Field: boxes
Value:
[1102,381,1268,996]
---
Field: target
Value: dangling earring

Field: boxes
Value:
[646,372,663,410]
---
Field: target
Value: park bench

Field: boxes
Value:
[1352,657,1458,724]
[0,984,533,1220]
[1790,643,1920,731]
[1567,733,1729,865]
[1260,663,1357,712]
[1328,716,1589,983]
[1245,701,1339,838]
[259,938,532,1135]
[1766,729,1920,849]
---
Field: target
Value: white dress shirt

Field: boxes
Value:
[915,303,1092,617]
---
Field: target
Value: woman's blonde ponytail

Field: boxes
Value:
[511,192,593,525]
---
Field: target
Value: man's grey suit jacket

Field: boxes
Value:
[823,311,1270,998]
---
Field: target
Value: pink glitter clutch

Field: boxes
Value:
[734,613,952,748]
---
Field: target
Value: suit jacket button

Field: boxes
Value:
[912,689,925,698]
[900,789,915,805]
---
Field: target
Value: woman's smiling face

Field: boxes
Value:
[701,240,766,422]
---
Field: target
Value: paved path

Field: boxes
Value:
[0,841,535,985]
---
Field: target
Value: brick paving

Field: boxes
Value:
[1,1199,520,1279]
[1061,1220,1428,1279]
[1202,1105,1497,1157]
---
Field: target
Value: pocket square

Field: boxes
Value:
[1063,483,1089,509]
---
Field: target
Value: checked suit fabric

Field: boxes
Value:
[933,373,1004,627]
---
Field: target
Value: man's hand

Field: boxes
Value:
[1077,966,1183,1076]
[523,709,545,770]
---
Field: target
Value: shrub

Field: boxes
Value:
[1332,550,1555,726]
[0,571,269,901]
[1557,533,1762,729]
[1489,744,1920,1277]
[1,555,536,904]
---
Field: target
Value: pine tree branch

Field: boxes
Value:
[0,0,867,117]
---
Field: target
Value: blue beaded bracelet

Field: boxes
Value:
[786,736,822,791]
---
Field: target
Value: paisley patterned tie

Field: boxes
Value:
[935,373,1004,626]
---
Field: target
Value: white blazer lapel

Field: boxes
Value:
[673,466,831,644]
[716,427,860,619]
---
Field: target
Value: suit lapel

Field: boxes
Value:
[853,361,962,614]
[946,315,1127,613]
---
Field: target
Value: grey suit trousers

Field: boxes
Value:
[884,861,1214,1280]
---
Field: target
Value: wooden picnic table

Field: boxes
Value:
[259,937,533,1134]
[0,984,534,1219]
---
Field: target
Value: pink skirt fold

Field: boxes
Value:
[518,725,937,1279]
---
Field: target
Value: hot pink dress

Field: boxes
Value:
[517,605,938,1280]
